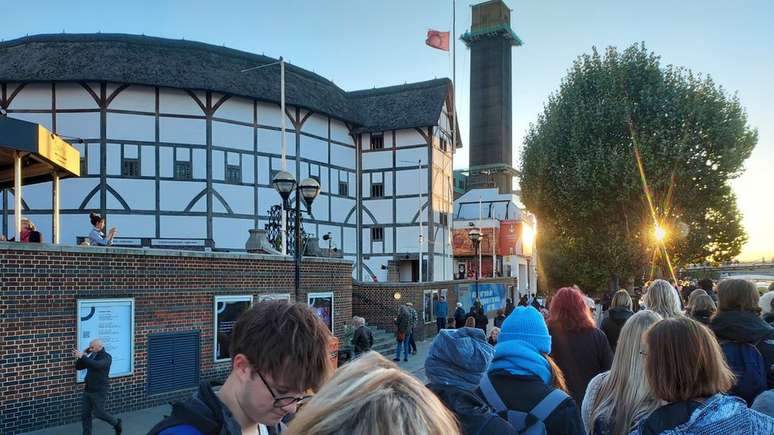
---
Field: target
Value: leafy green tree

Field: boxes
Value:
[520,44,757,292]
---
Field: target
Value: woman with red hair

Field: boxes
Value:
[548,287,613,405]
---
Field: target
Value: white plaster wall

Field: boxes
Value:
[58,178,99,209]
[317,224,342,251]
[108,178,156,210]
[87,144,100,176]
[257,102,293,128]
[331,143,355,169]
[396,225,427,253]
[395,147,429,167]
[141,146,155,177]
[159,117,205,145]
[299,135,327,163]
[60,214,90,244]
[56,112,100,140]
[361,228,370,248]
[213,217,254,249]
[212,151,225,181]
[363,199,392,224]
[107,113,155,142]
[363,257,389,282]
[160,181,205,211]
[213,96,253,123]
[362,150,392,170]
[8,112,53,131]
[311,193,329,221]
[192,149,206,179]
[257,187,281,216]
[384,172,393,196]
[301,113,328,137]
[384,226,394,252]
[212,120,253,151]
[271,158,297,178]
[159,88,204,116]
[242,154,255,184]
[395,197,424,223]
[106,143,121,176]
[395,168,428,196]
[108,85,155,112]
[331,197,356,223]
[109,214,156,238]
[258,129,296,156]
[362,174,370,199]
[7,83,51,109]
[160,215,206,238]
[396,129,426,147]
[55,83,99,109]
[20,182,52,210]
[213,184,254,215]
[343,227,356,253]
[434,254,453,281]
[257,156,270,185]
[330,119,353,145]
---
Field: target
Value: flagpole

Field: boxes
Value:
[452,0,456,153]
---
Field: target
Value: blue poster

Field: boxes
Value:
[77,299,134,381]
[456,283,508,314]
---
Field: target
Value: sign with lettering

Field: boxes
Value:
[214,295,253,361]
[76,298,134,381]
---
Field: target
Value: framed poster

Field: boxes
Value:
[214,295,253,362]
[308,292,334,334]
[423,289,439,323]
[258,293,291,303]
[76,298,134,382]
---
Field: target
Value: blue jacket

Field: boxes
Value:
[88,227,111,246]
[435,300,449,319]
[631,393,774,435]
[425,327,494,390]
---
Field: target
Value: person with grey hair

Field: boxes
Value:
[643,279,683,319]
[73,338,122,435]
[351,316,373,356]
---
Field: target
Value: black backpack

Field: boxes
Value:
[720,340,767,405]
[479,375,569,435]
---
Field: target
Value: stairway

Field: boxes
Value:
[369,327,397,357]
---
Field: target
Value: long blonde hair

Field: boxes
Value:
[588,310,663,435]
[643,280,682,319]
[285,352,460,435]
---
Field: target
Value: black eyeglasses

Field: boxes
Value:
[255,370,311,408]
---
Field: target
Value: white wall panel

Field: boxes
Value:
[396,226,427,253]
[362,150,392,170]
[212,120,253,151]
[361,133,371,151]
[214,184,254,215]
[396,168,427,196]
[108,178,156,210]
[87,144,101,175]
[213,217,254,249]
[159,147,173,178]
[331,197,356,223]
[258,129,295,156]
[364,199,392,224]
[257,102,293,128]
[55,83,99,109]
[396,197,423,223]
[384,226,394,251]
[159,117,205,145]
[106,143,121,176]
[192,149,206,179]
[311,193,329,221]
[384,172,393,196]
[242,154,254,184]
[301,113,327,137]
[299,135,327,163]
[159,88,203,116]
[271,158,296,178]
[361,228,371,250]
[107,113,155,142]
[109,214,156,238]
[317,224,342,251]
[331,143,355,169]
[141,145,155,177]
[213,96,253,123]
[396,147,428,167]
[161,215,206,238]
[396,129,426,147]
[212,151,225,181]
[258,187,281,216]
[343,227,356,253]
[8,83,51,110]
[108,85,155,112]
[160,181,205,211]
[330,119,353,145]
[362,174,370,198]
[257,156,270,185]
[21,182,52,210]
[8,112,53,131]
[60,214,89,244]
[55,112,100,139]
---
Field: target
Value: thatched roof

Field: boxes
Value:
[0,33,451,133]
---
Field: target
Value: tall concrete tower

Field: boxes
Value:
[461,0,522,193]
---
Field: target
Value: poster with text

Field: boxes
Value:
[214,296,253,361]
[308,292,334,334]
[258,293,292,303]
[76,298,134,382]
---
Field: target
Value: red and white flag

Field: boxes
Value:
[426,29,450,51]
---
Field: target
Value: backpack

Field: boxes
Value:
[478,374,568,435]
[720,340,767,405]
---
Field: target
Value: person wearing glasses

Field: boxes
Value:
[148,301,333,435]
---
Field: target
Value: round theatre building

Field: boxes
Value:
[0,33,459,282]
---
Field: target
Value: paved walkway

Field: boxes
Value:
[21,339,433,435]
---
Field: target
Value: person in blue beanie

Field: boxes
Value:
[425,327,517,435]
[476,306,585,434]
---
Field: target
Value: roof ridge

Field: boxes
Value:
[348,78,450,97]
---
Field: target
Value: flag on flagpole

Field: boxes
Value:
[426,29,450,51]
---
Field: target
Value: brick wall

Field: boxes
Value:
[0,243,352,434]
[352,277,517,341]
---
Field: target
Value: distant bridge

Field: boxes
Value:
[684,262,774,282]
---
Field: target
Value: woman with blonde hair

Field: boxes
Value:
[285,351,460,435]
[582,310,663,435]
[642,279,682,319]
[689,294,716,325]
[600,289,634,351]
[685,288,708,312]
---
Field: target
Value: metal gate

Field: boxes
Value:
[147,331,200,395]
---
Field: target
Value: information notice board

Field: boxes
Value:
[76,298,135,382]
[214,295,253,361]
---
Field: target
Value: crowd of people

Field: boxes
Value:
[73,277,774,435]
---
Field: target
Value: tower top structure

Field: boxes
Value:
[461,0,523,47]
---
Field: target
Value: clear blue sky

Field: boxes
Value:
[2,0,772,260]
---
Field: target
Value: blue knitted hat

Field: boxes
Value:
[497,306,551,353]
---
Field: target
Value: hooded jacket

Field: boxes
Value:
[600,307,633,351]
[710,310,774,389]
[632,393,774,435]
[148,381,282,435]
[690,309,713,325]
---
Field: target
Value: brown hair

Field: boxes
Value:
[686,289,708,310]
[544,353,569,393]
[644,317,733,402]
[229,300,332,392]
[611,289,633,311]
[464,316,476,328]
[690,294,716,315]
[717,279,760,314]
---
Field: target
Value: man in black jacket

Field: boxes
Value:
[73,339,122,435]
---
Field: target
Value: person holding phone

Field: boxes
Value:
[73,339,122,435]
[88,212,117,246]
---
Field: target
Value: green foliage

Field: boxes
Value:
[520,44,757,291]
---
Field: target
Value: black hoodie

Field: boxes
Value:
[710,310,774,389]
[427,383,518,435]
[600,307,633,352]
[147,381,283,435]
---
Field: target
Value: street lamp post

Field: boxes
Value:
[522,222,536,297]
[468,228,482,301]
[272,172,320,294]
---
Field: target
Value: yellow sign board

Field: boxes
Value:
[36,125,81,176]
